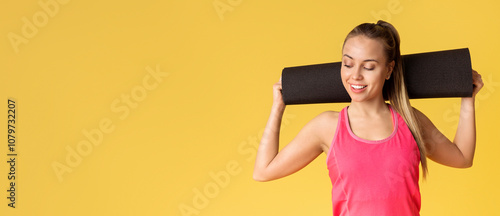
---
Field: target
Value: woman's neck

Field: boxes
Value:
[348,97,389,117]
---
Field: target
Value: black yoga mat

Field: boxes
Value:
[281,48,473,105]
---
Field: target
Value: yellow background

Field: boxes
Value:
[1,0,499,215]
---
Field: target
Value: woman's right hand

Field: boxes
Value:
[272,75,286,111]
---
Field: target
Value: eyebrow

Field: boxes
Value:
[343,54,379,63]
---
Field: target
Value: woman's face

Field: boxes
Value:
[341,35,394,103]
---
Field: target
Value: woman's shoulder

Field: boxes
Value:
[303,111,341,135]
[408,106,430,122]
[317,110,341,121]
[312,110,341,152]
[307,110,341,127]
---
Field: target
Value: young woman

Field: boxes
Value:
[253,20,483,215]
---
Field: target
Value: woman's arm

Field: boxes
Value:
[415,69,484,168]
[253,77,334,182]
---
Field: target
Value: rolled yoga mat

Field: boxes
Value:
[281,48,473,105]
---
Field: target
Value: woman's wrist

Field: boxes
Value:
[272,103,286,113]
[460,97,476,113]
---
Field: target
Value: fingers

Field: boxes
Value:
[471,69,484,96]
[275,75,282,90]
[273,82,282,91]
[271,75,285,109]
[472,69,483,85]
[472,69,481,79]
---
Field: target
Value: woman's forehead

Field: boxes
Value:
[343,35,386,62]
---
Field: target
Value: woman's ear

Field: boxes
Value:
[386,60,395,80]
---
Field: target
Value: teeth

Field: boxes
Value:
[351,85,367,90]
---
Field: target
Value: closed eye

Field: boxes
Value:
[364,67,374,70]
[344,64,352,68]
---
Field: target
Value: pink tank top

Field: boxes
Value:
[326,104,421,215]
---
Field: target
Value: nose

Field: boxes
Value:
[351,66,363,80]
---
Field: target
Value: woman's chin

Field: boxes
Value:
[348,93,376,103]
[349,98,366,103]
[347,92,365,102]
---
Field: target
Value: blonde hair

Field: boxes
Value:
[342,20,428,178]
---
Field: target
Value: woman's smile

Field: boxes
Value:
[349,83,368,92]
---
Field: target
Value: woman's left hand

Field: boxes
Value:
[471,69,484,98]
